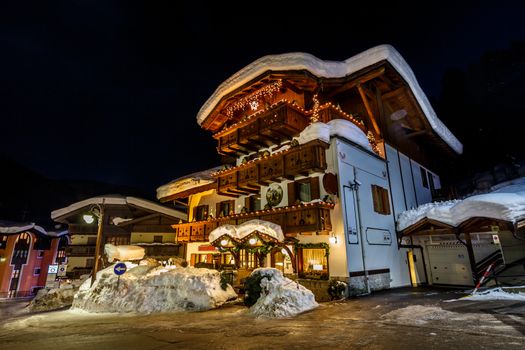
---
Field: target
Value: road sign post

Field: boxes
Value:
[113,262,127,289]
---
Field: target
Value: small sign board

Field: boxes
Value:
[492,234,501,245]
[113,262,127,276]
[57,264,67,277]
[48,265,58,274]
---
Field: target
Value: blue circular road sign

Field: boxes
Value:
[113,262,127,275]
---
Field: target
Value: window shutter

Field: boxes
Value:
[287,182,296,206]
[229,200,235,215]
[190,254,196,266]
[245,196,251,211]
[310,177,320,200]
[216,202,221,217]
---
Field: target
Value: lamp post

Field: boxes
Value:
[83,200,105,287]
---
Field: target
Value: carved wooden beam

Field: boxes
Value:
[327,67,385,97]
[357,84,381,136]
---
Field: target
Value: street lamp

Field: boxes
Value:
[83,200,105,286]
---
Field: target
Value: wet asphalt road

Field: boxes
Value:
[1,287,524,350]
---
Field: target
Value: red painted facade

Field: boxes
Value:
[0,231,65,298]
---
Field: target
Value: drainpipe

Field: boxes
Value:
[350,169,371,295]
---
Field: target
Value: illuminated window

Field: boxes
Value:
[216,200,235,217]
[194,205,209,221]
[297,247,328,280]
[288,177,320,205]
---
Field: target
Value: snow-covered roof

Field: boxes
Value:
[0,220,67,237]
[156,166,222,201]
[397,177,525,232]
[197,45,463,154]
[208,219,285,243]
[51,195,187,221]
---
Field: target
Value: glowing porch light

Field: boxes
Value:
[249,238,257,245]
[220,239,228,246]
[329,235,338,245]
[83,214,95,224]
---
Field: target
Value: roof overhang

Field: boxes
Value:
[197,45,462,154]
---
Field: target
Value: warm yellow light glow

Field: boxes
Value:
[83,214,95,224]
[329,235,338,244]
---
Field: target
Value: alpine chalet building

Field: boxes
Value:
[157,45,462,296]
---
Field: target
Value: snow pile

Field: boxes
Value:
[72,263,237,313]
[208,219,285,243]
[248,268,318,318]
[381,305,456,325]
[297,120,372,151]
[452,287,525,302]
[27,279,86,312]
[397,177,525,231]
[105,244,145,262]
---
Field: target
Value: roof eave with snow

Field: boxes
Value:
[51,195,187,222]
[197,45,462,154]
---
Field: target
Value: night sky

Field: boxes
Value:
[1,1,525,196]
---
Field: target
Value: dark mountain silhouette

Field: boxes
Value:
[0,152,153,228]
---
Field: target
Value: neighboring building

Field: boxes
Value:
[157,45,462,296]
[51,195,187,278]
[0,221,67,298]
[397,177,525,287]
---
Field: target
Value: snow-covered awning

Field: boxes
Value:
[156,166,223,201]
[397,177,525,234]
[208,219,285,245]
[197,45,462,154]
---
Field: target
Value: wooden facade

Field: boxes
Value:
[172,201,334,243]
[215,140,328,197]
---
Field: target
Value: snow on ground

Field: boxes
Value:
[249,268,318,318]
[72,262,237,314]
[397,176,525,231]
[27,279,87,312]
[445,287,525,302]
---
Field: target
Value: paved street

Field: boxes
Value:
[1,287,524,349]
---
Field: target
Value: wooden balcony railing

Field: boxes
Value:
[215,102,309,156]
[173,201,334,243]
[214,139,328,197]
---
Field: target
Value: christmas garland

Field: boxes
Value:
[294,242,330,256]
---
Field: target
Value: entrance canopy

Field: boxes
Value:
[208,219,284,245]
[397,177,525,236]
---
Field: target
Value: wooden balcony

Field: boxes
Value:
[215,139,328,197]
[173,201,334,243]
[215,101,309,156]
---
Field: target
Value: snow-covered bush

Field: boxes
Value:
[327,279,348,300]
[246,268,318,318]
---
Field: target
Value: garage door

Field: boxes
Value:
[427,244,474,286]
